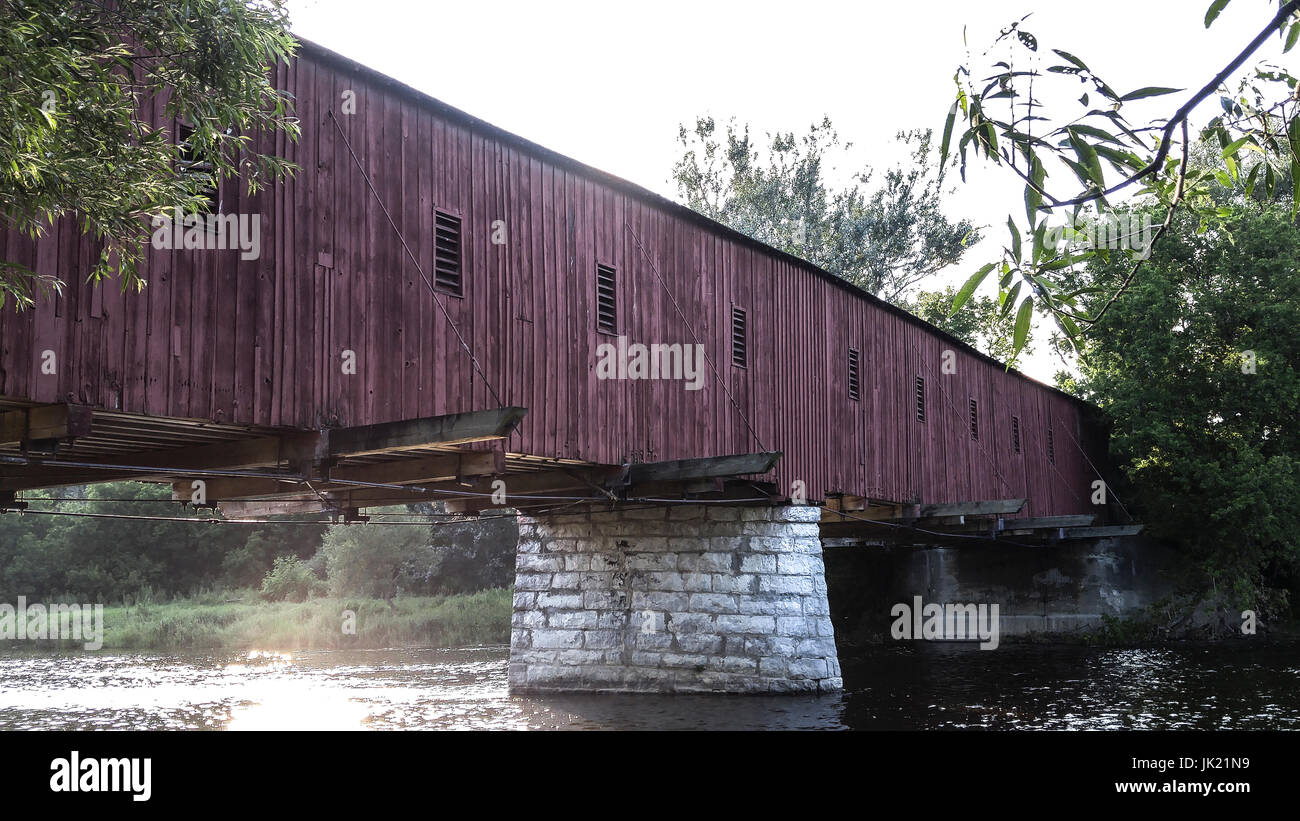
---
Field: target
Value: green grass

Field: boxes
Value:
[58,588,513,651]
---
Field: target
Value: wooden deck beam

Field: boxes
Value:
[1061,524,1144,539]
[624,452,781,484]
[0,404,93,446]
[917,498,1027,517]
[999,514,1098,531]
[0,431,322,492]
[326,407,526,458]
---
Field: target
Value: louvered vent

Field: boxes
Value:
[847,348,861,401]
[731,307,747,368]
[915,376,926,422]
[1012,416,1021,454]
[1047,427,1056,464]
[969,399,979,440]
[596,264,617,333]
[434,210,462,293]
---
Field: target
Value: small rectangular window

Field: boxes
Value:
[847,348,861,401]
[434,210,463,294]
[177,123,218,212]
[1047,427,1056,465]
[731,306,747,368]
[915,376,926,422]
[596,263,617,334]
[1012,416,1021,454]
[969,399,979,441]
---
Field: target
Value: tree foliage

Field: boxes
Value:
[1065,202,1300,621]
[672,116,978,304]
[943,0,1300,362]
[0,0,299,309]
[0,482,322,600]
[908,286,1033,363]
[0,484,517,601]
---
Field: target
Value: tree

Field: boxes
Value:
[672,117,978,304]
[0,481,326,600]
[943,0,1300,361]
[907,286,1033,363]
[0,0,299,309]
[318,523,435,599]
[1065,202,1300,627]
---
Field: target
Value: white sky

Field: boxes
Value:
[285,0,1286,382]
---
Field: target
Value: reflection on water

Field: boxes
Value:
[1,642,1298,730]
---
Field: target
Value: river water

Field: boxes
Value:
[1,642,1298,730]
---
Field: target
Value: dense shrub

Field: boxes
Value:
[259,556,319,602]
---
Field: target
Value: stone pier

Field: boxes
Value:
[508,504,842,694]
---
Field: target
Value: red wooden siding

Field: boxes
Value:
[0,41,1102,515]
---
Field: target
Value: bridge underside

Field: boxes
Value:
[2,399,1141,695]
[0,400,790,517]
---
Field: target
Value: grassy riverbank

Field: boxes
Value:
[13,588,513,651]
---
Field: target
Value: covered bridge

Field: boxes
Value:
[0,39,1133,694]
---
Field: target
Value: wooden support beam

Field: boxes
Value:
[327,407,526,458]
[625,478,779,504]
[217,499,332,519]
[823,494,869,513]
[171,476,305,501]
[820,498,903,523]
[0,431,325,492]
[1061,524,1144,539]
[193,464,616,508]
[190,450,509,502]
[917,498,1026,517]
[1000,515,1098,531]
[0,404,93,446]
[625,451,781,484]
[324,450,502,487]
[0,410,30,444]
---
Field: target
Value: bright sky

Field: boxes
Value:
[285,0,1283,383]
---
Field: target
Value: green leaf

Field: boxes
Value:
[1067,129,1105,187]
[1219,135,1255,158]
[1094,144,1145,172]
[1001,281,1022,316]
[1286,21,1300,53]
[1024,155,1045,227]
[1204,0,1231,28]
[1013,296,1034,356]
[1007,216,1022,263]
[950,262,996,316]
[940,100,958,172]
[1244,163,1261,198]
[1067,124,1122,144]
[1052,49,1088,71]
[1119,87,1182,102]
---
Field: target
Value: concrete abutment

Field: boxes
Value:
[508,504,842,694]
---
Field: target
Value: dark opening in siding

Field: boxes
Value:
[177,123,218,212]
[1047,427,1056,465]
[969,398,979,440]
[847,348,861,401]
[731,306,747,368]
[1012,415,1021,454]
[915,376,926,422]
[596,263,617,334]
[434,210,463,294]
